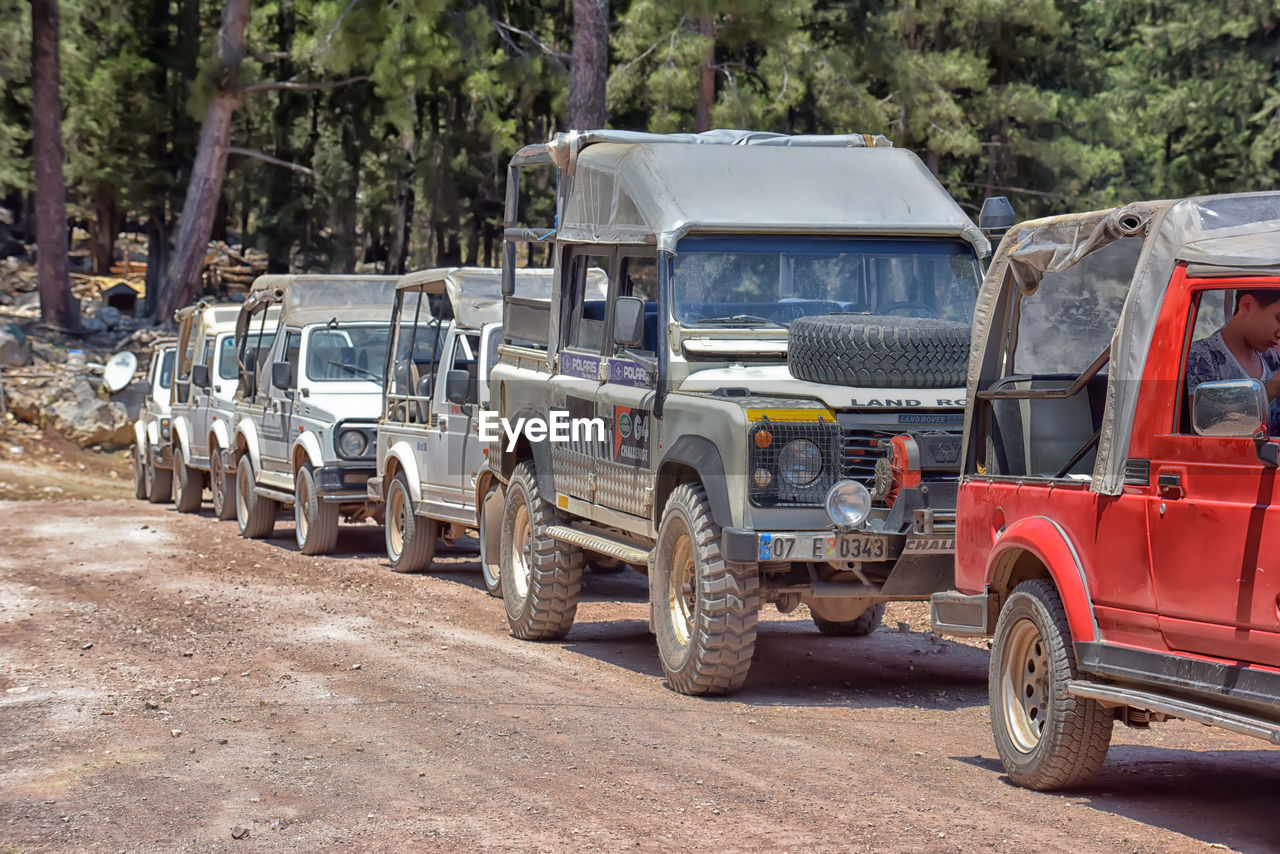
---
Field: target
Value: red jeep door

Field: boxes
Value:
[1145,281,1280,667]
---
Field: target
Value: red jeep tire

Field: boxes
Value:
[989,579,1113,790]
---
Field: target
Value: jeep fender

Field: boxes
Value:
[134,420,147,451]
[500,407,555,499]
[292,431,325,473]
[146,420,159,448]
[384,441,423,502]
[656,436,732,529]
[172,417,192,465]
[987,515,1099,644]
[235,420,262,473]
[209,418,231,452]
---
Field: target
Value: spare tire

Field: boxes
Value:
[787,314,970,388]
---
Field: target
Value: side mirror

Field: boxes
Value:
[1193,378,1269,439]
[271,361,295,391]
[613,296,646,349]
[445,368,470,404]
[979,196,1016,235]
[191,364,210,388]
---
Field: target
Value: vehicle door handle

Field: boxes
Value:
[1157,472,1183,499]
[439,417,448,430]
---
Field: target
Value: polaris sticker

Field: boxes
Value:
[612,405,651,467]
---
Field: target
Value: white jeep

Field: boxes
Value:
[131,340,177,503]
[231,274,399,553]
[168,301,278,518]
[373,266,603,591]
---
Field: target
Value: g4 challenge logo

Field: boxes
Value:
[613,405,650,467]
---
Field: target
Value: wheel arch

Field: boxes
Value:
[987,515,1098,644]
[500,408,554,499]
[292,431,324,475]
[209,419,230,452]
[384,441,423,502]
[171,416,193,465]
[655,436,732,528]
[234,420,262,473]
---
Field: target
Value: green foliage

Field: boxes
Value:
[6,0,1280,273]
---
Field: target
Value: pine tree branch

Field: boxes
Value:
[227,146,317,178]
[237,75,369,95]
[494,20,569,70]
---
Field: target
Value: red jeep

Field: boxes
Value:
[932,194,1280,789]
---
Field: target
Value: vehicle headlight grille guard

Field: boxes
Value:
[747,418,840,507]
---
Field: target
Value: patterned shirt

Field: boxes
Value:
[1185,328,1280,434]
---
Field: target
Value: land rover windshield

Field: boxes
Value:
[671,236,981,327]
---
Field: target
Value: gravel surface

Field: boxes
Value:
[0,490,1275,852]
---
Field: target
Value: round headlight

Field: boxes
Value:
[779,438,822,487]
[752,468,773,489]
[160,419,171,440]
[826,480,872,529]
[338,429,367,457]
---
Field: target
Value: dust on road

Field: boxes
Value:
[0,499,1275,853]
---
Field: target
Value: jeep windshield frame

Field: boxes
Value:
[303,322,391,385]
[670,235,982,329]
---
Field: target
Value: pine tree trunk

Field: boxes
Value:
[696,14,715,133]
[158,0,249,323]
[568,0,608,130]
[30,0,79,331]
[88,187,119,274]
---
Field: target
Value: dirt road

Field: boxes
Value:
[1,496,1275,853]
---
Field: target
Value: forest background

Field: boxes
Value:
[1,0,1278,323]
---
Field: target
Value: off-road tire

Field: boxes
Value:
[209,448,236,521]
[295,464,339,556]
[478,484,502,597]
[132,446,148,500]
[145,453,172,505]
[653,483,759,695]
[385,472,436,572]
[500,461,583,639]
[236,455,276,539]
[787,314,970,388]
[812,602,885,637]
[173,449,203,513]
[990,579,1113,790]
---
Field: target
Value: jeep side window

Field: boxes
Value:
[565,251,612,353]
[614,255,657,356]
[282,331,301,383]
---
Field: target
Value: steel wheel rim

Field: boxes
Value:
[388,483,407,558]
[210,454,224,511]
[511,501,531,599]
[236,463,250,526]
[1001,617,1051,754]
[667,532,695,648]
[295,474,310,544]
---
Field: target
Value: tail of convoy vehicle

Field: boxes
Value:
[934,193,1280,789]
[372,266,605,590]
[132,340,178,503]
[484,129,995,695]
[168,301,278,518]
[231,274,398,554]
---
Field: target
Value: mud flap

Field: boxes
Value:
[482,482,504,568]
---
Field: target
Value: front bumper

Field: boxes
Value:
[149,443,173,469]
[314,465,374,502]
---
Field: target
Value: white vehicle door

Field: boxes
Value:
[259,329,299,475]
[191,334,217,460]
[424,328,472,506]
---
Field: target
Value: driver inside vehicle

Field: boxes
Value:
[1185,288,1280,433]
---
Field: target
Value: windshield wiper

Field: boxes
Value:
[696,314,786,328]
[327,361,380,381]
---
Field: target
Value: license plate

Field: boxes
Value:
[758,532,889,562]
